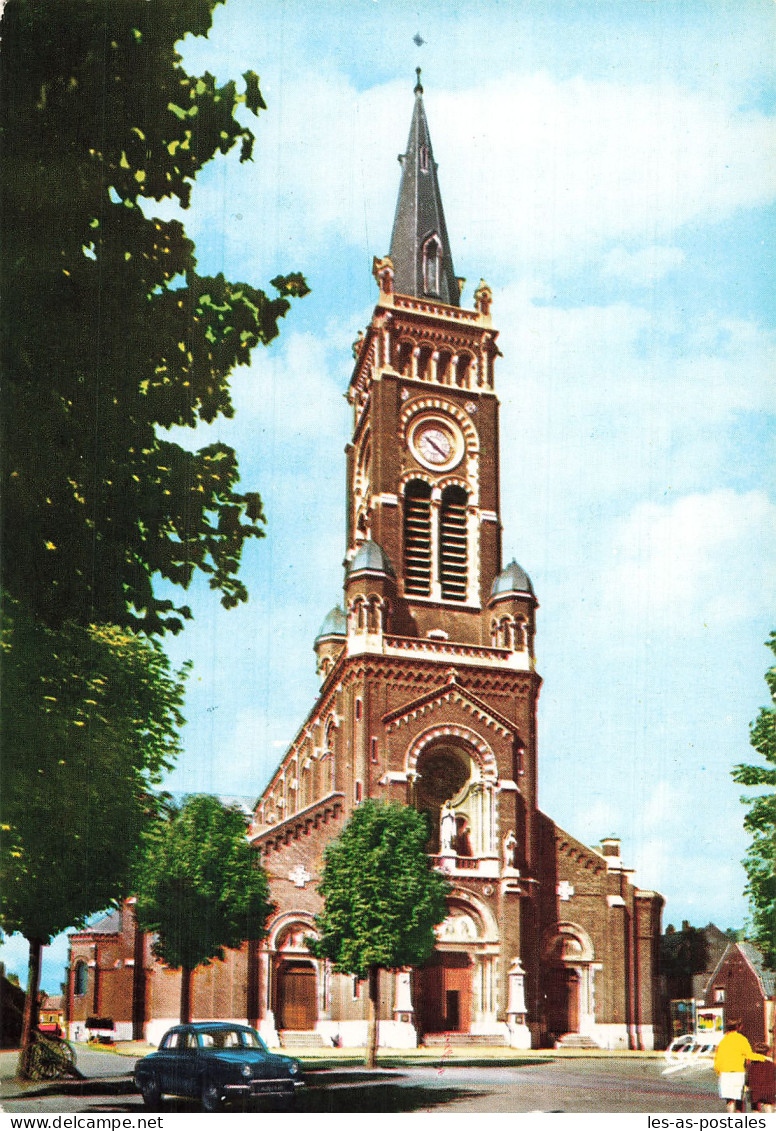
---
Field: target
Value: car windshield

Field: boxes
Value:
[198,1028,265,1051]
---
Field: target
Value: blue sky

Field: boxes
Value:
[7,0,774,993]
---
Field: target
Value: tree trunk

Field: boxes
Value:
[366,965,379,1068]
[180,966,193,1024]
[18,936,43,1078]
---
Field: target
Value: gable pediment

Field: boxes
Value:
[382,669,517,739]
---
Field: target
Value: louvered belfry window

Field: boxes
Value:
[404,480,432,595]
[440,485,468,601]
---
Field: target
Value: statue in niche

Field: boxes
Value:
[503,829,518,870]
[440,800,457,853]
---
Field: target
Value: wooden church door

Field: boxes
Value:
[546,967,580,1035]
[276,962,317,1030]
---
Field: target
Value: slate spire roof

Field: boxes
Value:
[388,69,460,307]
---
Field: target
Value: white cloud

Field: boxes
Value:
[604,489,776,630]
[492,289,775,553]
[603,245,686,287]
[427,75,774,275]
[177,71,775,283]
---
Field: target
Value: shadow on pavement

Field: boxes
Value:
[3,1078,137,1102]
[3,1075,486,1114]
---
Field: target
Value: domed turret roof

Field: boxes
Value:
[315,606,347,641]
[346,540,396,578]
[490,559,534,599]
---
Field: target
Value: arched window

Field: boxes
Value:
[436,349,452,385]
[440,485,468,601]
[454,352,473,388]
[515,617,527,651]
[404,480,432,596]
[396,339,414,376]
[416,343,434,381]
[74,960,88,996]
[423,235,442,296]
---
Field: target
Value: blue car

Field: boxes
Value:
[134,1022,303,1111]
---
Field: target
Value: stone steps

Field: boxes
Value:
[421,1032,508,1047]
[278,1030,327,1048]
[554,1033,601,1050]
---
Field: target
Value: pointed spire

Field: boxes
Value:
[388,72,460,307]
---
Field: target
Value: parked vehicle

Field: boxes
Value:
[134,1022,303,1111]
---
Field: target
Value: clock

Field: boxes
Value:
[417,425,454,465]
[409,415,464,471]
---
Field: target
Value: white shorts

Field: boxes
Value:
[718,1072,746,1100]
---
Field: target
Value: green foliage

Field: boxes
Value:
[732,631,776,968]
[0,0,309,634]
[134,795,273,971]
[310,801,451,978]
[0,600,188,943]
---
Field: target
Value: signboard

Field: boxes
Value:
[696,1007,724,1033]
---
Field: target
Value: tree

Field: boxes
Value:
[309,801,451,1067]
[0,0,308,634]
[732,631,776,968]
[0,601,188,1075]
[660,922,709,998]
[133,795,273,1023]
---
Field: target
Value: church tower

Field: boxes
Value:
[64,74,664,1053]
[251,75,663,1052]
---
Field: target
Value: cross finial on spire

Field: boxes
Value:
[414,67,423,95]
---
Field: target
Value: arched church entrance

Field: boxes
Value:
[272,920,318,1032]
[415,952,473,1034]
[415,900,493,1035]
[542,923,596,1041]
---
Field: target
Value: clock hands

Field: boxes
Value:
[425,434,449,459]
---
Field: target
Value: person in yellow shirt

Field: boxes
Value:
[713,1020,768,1112]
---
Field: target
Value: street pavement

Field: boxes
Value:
[0,1045,722,1114]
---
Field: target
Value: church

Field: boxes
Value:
[67,75,663,1051]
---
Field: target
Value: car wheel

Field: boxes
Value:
[138,1074,162,1109]
[201,1079,224,1112]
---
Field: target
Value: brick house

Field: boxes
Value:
[702,942,776,1049]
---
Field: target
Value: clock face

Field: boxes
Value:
[417,426,454,465]
[409,415,464,471]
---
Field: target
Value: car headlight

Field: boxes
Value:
[241,1064,252,1078]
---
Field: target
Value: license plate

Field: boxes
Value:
[251,1081,292,1094]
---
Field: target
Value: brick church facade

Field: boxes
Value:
[68,76,663,1050]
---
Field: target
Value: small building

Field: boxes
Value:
[702,942,775,1049]
[39,993,64,1037]
[663,921,732,1038]
[67,899,259,1046]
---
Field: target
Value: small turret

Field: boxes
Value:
[487,559,537,658]
[344,539,396,646]
[313,605,346,682]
